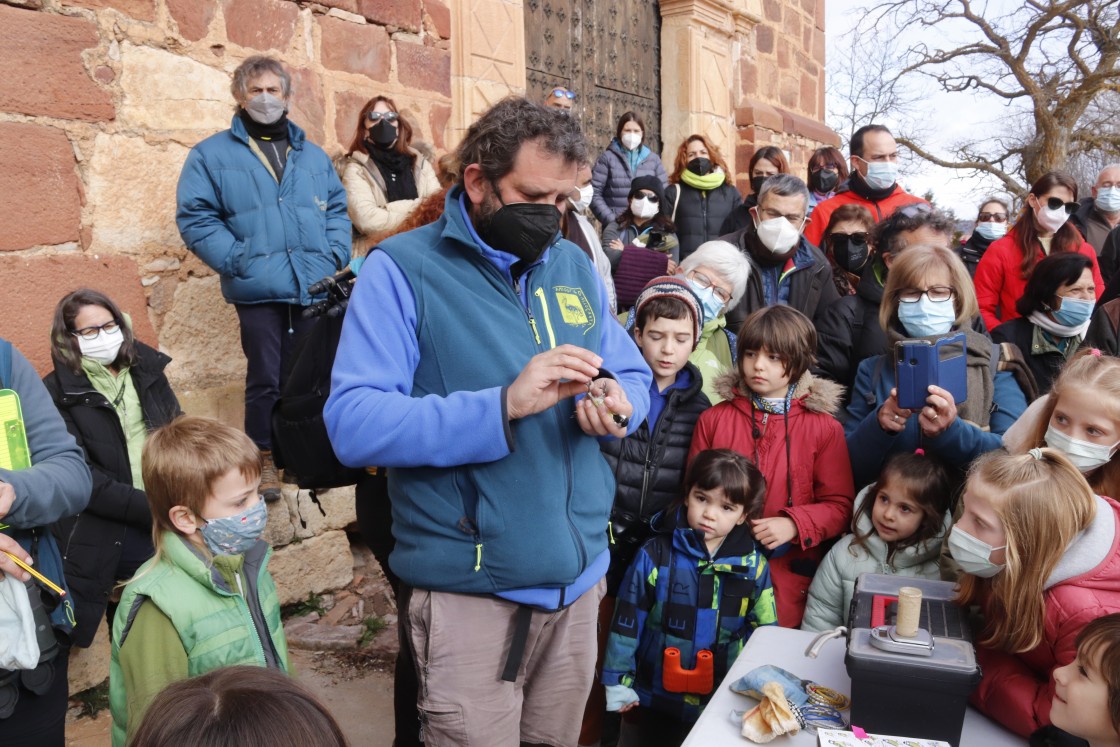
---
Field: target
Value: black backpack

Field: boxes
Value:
[270,276,365,490]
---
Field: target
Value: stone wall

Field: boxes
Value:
[0,0,448,695]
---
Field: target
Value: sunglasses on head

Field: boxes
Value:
[550,88,575,100]
[366,111,399,123]
[897,203,932,219]
[1043,196,1079,214]
[830,232,867,245]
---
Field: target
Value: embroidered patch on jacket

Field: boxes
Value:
[554,286,596,334]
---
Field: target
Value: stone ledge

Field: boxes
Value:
[737,99,838,146]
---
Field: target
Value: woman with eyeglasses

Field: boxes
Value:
[664,134,742,262]
[820,203,874,296]
[974,171,1104,332]
[591,111,669,225]
[992,253,1095,398]
[806,146,848,218]
[340,96,440,255]
[843,245,1028,488]
[42,288,182,652]
[957,197,1010,278]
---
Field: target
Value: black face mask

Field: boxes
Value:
[830,233,870,273]
[811,169,839,194]
[369,120,398,148]
[476,186,562,265]
[687,157,713,176]
[750,176,767,195]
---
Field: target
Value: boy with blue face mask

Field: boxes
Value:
[109,416,290,747]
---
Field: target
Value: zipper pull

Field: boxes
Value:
[608,521,616,545]
[474,543,483,572]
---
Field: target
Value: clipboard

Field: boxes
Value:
[0,389,31,471]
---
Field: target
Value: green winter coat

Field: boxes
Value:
[109,532,289,746]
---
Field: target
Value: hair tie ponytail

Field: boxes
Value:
[1091,348,1102,357]
[1028,447,1044,460]
[914,448,925,456]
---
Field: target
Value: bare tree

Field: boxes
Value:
[832,0,1120,197]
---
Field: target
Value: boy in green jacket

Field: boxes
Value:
[109,416,290,747]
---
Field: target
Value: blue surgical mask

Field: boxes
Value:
[860,160,898,191]
[897,296,956,338]
[1095,187,1120,213]
[1052,296,1094,328]
[974,221,1006,241]
[198,499,268,556]
[687,279,725,325]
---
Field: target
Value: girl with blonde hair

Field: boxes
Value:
[952,448,1120,738]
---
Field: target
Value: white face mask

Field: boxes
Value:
[860,160,898,191]
[77,327,124,366]
[1095,186,1120,213]
[1035,199,1070,233]
[974,221,1006,241]
[621,132,642,151]
[754,215,802,255]
[947,525,1006,578]
[1045,425,1120,472]
[244,92,287,125]
[631,197,659,220]
[569,185,593,213]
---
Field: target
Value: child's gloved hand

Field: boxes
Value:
[605,684,640,712]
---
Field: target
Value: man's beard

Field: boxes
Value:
[472,185,501,236]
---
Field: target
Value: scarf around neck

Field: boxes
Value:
[1028,310,1090,340]
[368,145,418,203]
[849,171,897,202]
[680,168,726,191]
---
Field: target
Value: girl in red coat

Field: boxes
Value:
[689,305,854,627]
[952,448,1120,739]
[974,170,1104,332]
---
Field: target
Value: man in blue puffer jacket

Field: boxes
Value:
[175,55,350,501]
[325,97,651,747]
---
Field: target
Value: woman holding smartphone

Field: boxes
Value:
[843,245,1028,488]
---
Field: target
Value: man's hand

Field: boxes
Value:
[507,345,602,421]
[0,533,31,583]
[0,482,14,521]
[577,378,633,438]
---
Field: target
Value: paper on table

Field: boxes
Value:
[817,728,950,747]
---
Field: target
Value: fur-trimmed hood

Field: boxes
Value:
[713,369,846,417]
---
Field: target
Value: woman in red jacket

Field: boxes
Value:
[689,305,854,627]
[952,448,1120,739]
[974,171,1104,331]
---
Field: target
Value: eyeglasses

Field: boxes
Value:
[977,212,1008,223]
[632,192,659,204]
[759,206,806,224]
[897,203,932,219]
[687,271,732,304]
[829,232,868,245]
[71,320,120,340]
[550,88,575,100]
[809,166,838,174]
[1044,196,1079,214]
[366,111,399,123]
[896,286,955,304]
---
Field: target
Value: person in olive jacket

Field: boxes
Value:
[43,289,182,649]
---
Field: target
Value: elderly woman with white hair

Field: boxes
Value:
[675,240,751,403]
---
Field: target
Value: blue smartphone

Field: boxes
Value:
[894,333,968,411]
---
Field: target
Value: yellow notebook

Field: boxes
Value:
[0,389,31,471]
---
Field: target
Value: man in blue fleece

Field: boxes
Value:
[324,97,652,746]
[0,340,92,745]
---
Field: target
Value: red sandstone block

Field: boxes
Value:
[334,90,370,150]
[396,41,450,97]
[224,0,299,52]
[0,6,114,122]
[358,0,422,32]
[320,15,391,81]
[0,254,154,375]
[429,103,450,150]
[800,73,817,118]
[168,0,217,41]
[289,68,327,147]
[763,0,781,22]
[63,0,156,21]
[317,0,360,12]
[0,123,81,252]
[426,0,450,39]
[755,25,774,54]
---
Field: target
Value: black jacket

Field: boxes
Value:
[44,342,181,647]
[723,226,840,332]
[992,317,1080,399]
[667,182,742,261]
[718,193,758,235]
[600,362,710,596]
[957,232,995,278]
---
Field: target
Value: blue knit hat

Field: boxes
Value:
[632,275,703,350]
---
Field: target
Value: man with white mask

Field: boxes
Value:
[723,173,839,330]
[176,56,350,502]
[803,124,927,247]
[1071,164,1120,256]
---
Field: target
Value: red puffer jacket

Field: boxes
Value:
[803,186,926,247]
[688,372,854,627]
[971,495,1120,737]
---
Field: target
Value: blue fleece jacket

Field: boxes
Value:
[843,353,1027,488]
[0,342,92,632]
[175,114,351,306]
[324,187,652,593]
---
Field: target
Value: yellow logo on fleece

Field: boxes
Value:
[553,286,596,334]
